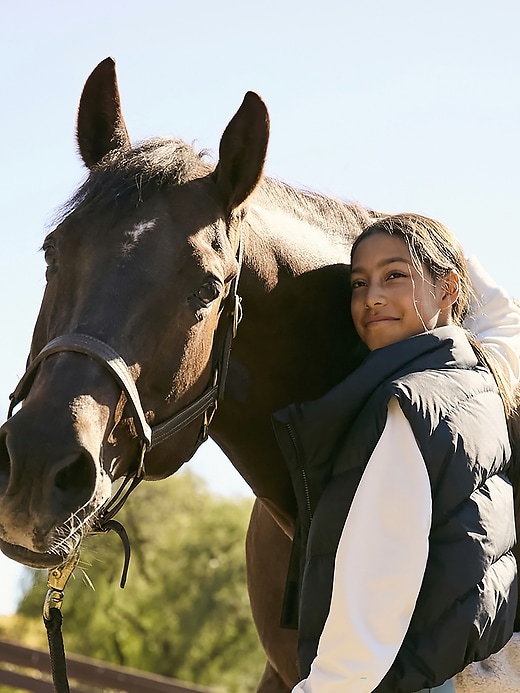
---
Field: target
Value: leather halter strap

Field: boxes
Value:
[9,333,152,446]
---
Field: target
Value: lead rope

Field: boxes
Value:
[43,552,80,693]
[41,451,141,693]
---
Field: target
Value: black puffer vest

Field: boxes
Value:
[273,326,517,692]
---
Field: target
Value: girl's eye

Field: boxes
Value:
[351,278,365,289]
[387,270,407,280]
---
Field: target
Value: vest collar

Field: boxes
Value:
[275,326,477,472]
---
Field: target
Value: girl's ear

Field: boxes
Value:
[440,270,460,308]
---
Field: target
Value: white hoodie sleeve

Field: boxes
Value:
[464,255,520,389]
[292,398,431,693]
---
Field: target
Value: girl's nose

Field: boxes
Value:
[365,284,387,308]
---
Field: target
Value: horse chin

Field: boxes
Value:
[0,536,80,569]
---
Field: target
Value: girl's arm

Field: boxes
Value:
[464,255,520,389]
[292,398,431,693]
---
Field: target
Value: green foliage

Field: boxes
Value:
[17,471,265,692]
[0,613,48,649]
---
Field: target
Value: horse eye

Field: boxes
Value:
[42,239,58,278]
[44,245,56,266]
[196,281,221,305]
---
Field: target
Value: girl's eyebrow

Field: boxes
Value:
[351,256,410,274]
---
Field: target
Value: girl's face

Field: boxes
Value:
[350,232,456,351]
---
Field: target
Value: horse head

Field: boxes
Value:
[0,57,269,569]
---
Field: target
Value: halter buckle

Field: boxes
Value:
[232,294,243,338]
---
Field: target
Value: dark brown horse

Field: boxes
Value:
[0,57,373,691]
[0,59,518,693]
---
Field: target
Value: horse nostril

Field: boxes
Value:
[53,452,97,516]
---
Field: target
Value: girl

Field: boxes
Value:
[273,213,520,692]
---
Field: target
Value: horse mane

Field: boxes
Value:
[53,137,375,242]
[254,177,375,243]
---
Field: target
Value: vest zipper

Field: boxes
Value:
[286,423,313,523]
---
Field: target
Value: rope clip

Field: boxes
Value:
[43,551,80,622]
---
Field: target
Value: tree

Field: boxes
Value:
[17,471,265,692]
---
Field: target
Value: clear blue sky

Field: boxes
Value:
[0,1,519,613]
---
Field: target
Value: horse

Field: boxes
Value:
[0,58,518,693]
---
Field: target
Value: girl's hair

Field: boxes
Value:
[351,213,517,416]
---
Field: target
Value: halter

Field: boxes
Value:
[8,240,243,526]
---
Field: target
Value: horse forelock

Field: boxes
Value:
[52,137,213,225]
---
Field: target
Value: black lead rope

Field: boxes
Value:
[43,552,80,693]
[44,608,70,693]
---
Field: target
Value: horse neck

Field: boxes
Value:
[237,181,372,401]
[210,187,371,525]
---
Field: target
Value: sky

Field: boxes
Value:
[0,1,519,614]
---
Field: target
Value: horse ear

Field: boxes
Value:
[76,57,131,169]
[213,91,270,213]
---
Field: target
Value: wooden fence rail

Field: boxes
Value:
[0,639,214,693]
